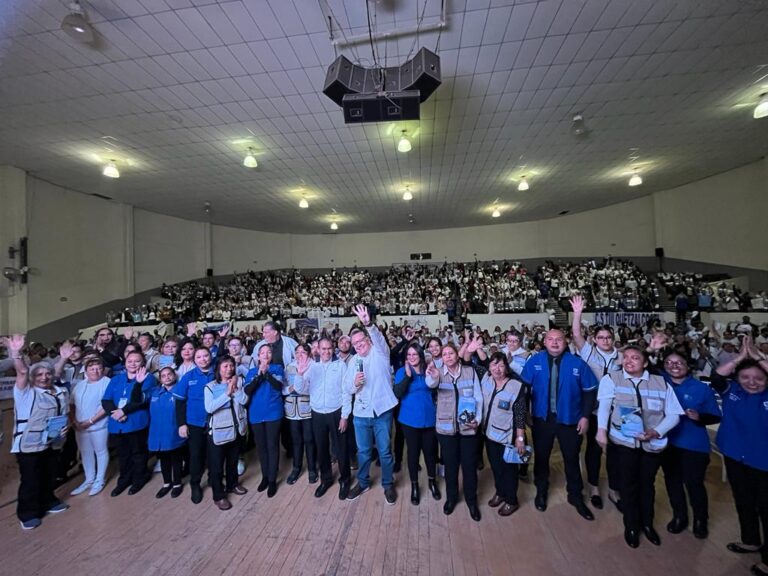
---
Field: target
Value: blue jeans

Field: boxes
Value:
[354,409,394,488]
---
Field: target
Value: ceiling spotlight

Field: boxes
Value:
[754,93,768,119]
[517,176,529,191]
[61,1,95,44]
[628,171,643,187]
[243,148,258,168]
[402,187,413,201]
[397,130,412,153]
[330,221,338,231]
[492,207,501,218]
[102,160,119,178]
[299,197,309,209]
[571,113,588,137]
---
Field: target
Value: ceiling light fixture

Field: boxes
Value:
[517,176,529,191]
[61,1,96,44]
[299,197,309,209]
[330,221,338,231]
[571,113,588,137]
[628,171,643,187]
[754,93,768,119]
[243,148,258,168]
[397,130,412,153]
[492,207,501,218]
[402,186,413,201]
[102,160,119,178]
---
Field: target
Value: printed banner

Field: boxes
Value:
[0,376,15,400]
[593,311,659,328]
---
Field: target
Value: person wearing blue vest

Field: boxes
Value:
[244,343,284,498]
[711,336,768,576]
[101,350,157,497]
[148,367,186,499]
[521,329,598,521]
[393,342,440,506]
[173,347,215,504]
[660,351,721,539]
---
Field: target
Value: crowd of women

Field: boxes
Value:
[3,300,767,576]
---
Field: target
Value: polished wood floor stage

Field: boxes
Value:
[0,443,753,576]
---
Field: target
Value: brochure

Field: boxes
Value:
[619,405,644,438]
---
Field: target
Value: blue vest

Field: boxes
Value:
[521,351,598,425]
[148,385,186,452]
[716,381,768,471]
[173,367,215,427]
[665,375,721,453]
[245,364,284,424]
[395,368,436,429]
[103,372,157,434]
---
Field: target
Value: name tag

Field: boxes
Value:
[534,365,542,371]
[646,398,663,411]
[118,398,128,409]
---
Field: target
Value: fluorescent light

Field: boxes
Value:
[492,208,501,218]
[102,160,119,178]
[243,149,258,168]
[330,222,338,230]
[402,190,413,201]
[754,94,768,119]
[517,177,529,191]
[629,172,642,187]
[299,198,309,208]
[397,131,412,153]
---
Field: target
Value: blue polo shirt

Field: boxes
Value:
[716,381,768,471]
[521,351,597,425]
[245,364,284,424]
[395,368,436,429]
[173,367,215,427]
[148,385,186,452]
[103,372,157,434]
[664,375,721,453]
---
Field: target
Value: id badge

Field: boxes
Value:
[462,388,473,397]
[118,397,128,409]
[497,399,511,411]
[646,398,663,411]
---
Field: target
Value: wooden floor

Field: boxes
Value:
[0,444,755,576]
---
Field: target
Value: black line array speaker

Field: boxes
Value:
[342,91,421,123]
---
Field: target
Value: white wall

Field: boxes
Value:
[0,166,29,334]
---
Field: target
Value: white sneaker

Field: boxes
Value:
[237,458,246,476]
[70,481,92,496]
[89,482,105,496]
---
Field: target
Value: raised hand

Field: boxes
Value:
[219,324,230,338]
[7,333,25,354]
[353,304,370,326]
[135,366,148,383]
[297,355,311,376]
[649,331,668,351]
[426,361,439,379]
[405,362,412,378]
[124,328,135,341]
[59,341,74,360]
[570,294,585,315]
[186,322,197,337]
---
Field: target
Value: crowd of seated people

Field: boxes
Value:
[659,272,765,312]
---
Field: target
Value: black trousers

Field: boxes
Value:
[346,414,358,459]
[208,436,240,500]
[438,433,478,505]
[187,424,207,488]
[251,420,281,483]
[312,409,350,484]
[725,457,768,564]
[402,424,437,481]
[56,429,78,480]
[16,449,62,522]
[159,447,184,486]
[532,414,584,499]
[486,440,519,505]
[585,413,621,490]
[661,445,710,522]
[289,418,317,473]
[114,429,149,490]
[393,414,405,466]
[615,444,662,531]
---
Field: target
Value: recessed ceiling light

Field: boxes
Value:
[102,160,119,178]
[518,176,529,191]
[299,197,309,208]
[571,113,588,137]
[492,207,501,218]
[330,221,338,230]
[754,93,768,119]
[402,187,413,201]
[397,130,412,153]
[243,148,258,168]
[628,171,642,186]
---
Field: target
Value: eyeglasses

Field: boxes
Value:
[664,360,686,367]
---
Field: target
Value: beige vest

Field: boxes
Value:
[608,372,669,452]
[283,364,311,420]
[482,376,523,446]
[15,386,69,453]
[435,365,478,436]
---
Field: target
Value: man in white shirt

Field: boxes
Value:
[344,305,399,505]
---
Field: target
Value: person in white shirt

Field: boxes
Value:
[344,305,399,505]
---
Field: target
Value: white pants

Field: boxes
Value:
[76,427,109,485]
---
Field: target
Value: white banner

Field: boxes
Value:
[592,311,659,328]
[0,376,15,401]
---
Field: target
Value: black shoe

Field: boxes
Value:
[590,494,604,510]
[350,458,359,471]
[257,478,269,492]
[384,486,397,505]
[519,470,530,483]
[339,480,350,500]
[110,484,129,497]
[267,482,277,498]
[727,542,762,554]
[128,483,144,495]
[410,482,420,505]
[568,497,594,521]
[693,519,708,539]
[314,481,333,498]
[428,478,441,501]
[346,483,369,501]
[477,461,484,471]
[535,493,548,512]
[170,485,183,498]
[191,484,203,504]
[643,525,661,546]
[625,528,640,548]
[308,470,319,484]
[443,499,457,515]
[666,517,688,534]
[393,461,402,474]
[155,485,172,499]
[286,468,301,485]
[468,503,481,522]
[750,564,768,576]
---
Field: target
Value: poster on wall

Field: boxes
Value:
[594,311,659,328]
[0,377,14,401]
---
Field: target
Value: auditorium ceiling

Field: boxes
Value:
[0,0,767,233]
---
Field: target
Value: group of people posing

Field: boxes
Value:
[4,297,768,576]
